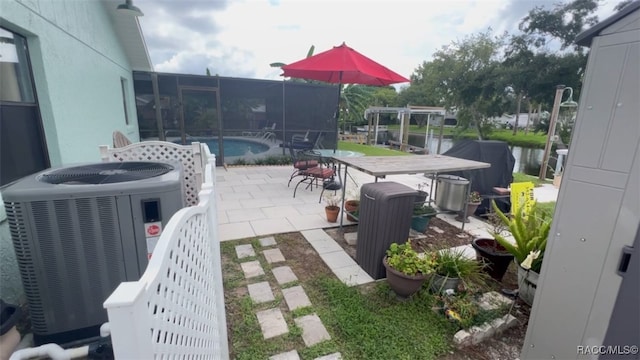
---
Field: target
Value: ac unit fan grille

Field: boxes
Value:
[40,162,173,185]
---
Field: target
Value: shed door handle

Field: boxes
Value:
[616,246,634,276]
[364,194,375,201]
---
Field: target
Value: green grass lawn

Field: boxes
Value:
[221,236,460,360]
[385,125,547,148]
[338,141,409,156]
[512,172,551,187]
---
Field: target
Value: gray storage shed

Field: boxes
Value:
[521,2,640,359]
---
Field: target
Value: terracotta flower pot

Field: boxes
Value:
[383,257,427,298]
[344,200,359,222]
[471,238,514,281]
[455,202,481,223]
[325,206,339,223]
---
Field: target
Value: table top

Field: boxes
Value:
[315,149,364,158]
[330,155,491,177]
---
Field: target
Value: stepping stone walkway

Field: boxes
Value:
[235,237,335,359]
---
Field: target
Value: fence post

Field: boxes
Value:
[103,282,153,358]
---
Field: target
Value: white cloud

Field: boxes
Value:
[134,0,619,80]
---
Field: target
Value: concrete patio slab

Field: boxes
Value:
[344,232,357,246]
[282,285,312,311]
[287,214,331,231]
[263,248,286,264]
[320,251,358,270]
[256,308,289,339]
[220,192,254,201]
[217,211,229,224]
[307,239,343,255]
[240,198,276,209]
[259,236,277,247]
[261,205,303,219]
[300,229,333,243]
[294,314,331,346]
[227,208,267,223]
[219,222,255,242]
[270,350,301,360]
[272,266,298,285]
[241,260,265,279]
[218,221,256,241]
[331,265,374,286]
[235,244,255,259]
[251,218,296,236]
[248,281,275,304]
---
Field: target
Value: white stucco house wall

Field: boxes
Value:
[0,0,152,303]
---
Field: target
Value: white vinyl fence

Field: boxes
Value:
[102,146,228,359]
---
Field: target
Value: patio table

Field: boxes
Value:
[331,155,491,228]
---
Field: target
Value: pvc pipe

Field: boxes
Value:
[100,322,111,337]
[9,344,88,360]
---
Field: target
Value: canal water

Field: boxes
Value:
[388,131,557,178]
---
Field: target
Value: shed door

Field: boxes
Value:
[521,30,640,360]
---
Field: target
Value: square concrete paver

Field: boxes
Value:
[235,244,255,259]
[294,313,331,346]
[282,285,312,311]
[272,266,298,285]
[259,236,277,247]
[240,260,265,279]
[248,281,275,304]
[257,308,289,339]
[263,248,286,263]
[270,350,300,360]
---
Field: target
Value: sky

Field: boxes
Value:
[133,0,619,86]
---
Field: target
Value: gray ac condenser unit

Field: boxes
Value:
[2,161,184,346]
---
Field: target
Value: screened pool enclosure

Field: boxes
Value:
[133,72,338,165]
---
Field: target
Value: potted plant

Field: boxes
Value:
[324,194,340,223]
[490,200,552,305]
[410,204,437,232]
[471,211,514,281]
[383,240,435,298]
[455,191,482,223]
[430,248,487,294]
[415,183,429,204]
[344,186,360,222]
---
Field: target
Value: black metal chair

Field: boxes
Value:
[292,150,342,202]
[288,147,318,187]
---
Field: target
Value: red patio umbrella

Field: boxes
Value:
[281,42,410,150]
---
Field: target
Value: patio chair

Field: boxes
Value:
[292,150,342,202]
[112,130,132,148]
[288,147,318,187]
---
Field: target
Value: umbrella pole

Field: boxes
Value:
[334,75,342,154]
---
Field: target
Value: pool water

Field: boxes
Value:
[200,138,269,157]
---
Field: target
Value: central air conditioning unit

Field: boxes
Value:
[2,161,184,346]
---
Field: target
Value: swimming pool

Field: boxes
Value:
[179,138,270,157]
[205,138,270,157]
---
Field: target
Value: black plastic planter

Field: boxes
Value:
[471,238,514,281]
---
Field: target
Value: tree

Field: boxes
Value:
[339,85,376,126]
[519,0,600,52]
[414,31,508,139]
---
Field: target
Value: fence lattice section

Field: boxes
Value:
[99,141,208,206]
[103,160,227,359]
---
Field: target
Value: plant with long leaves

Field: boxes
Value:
[490,200,551,273]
